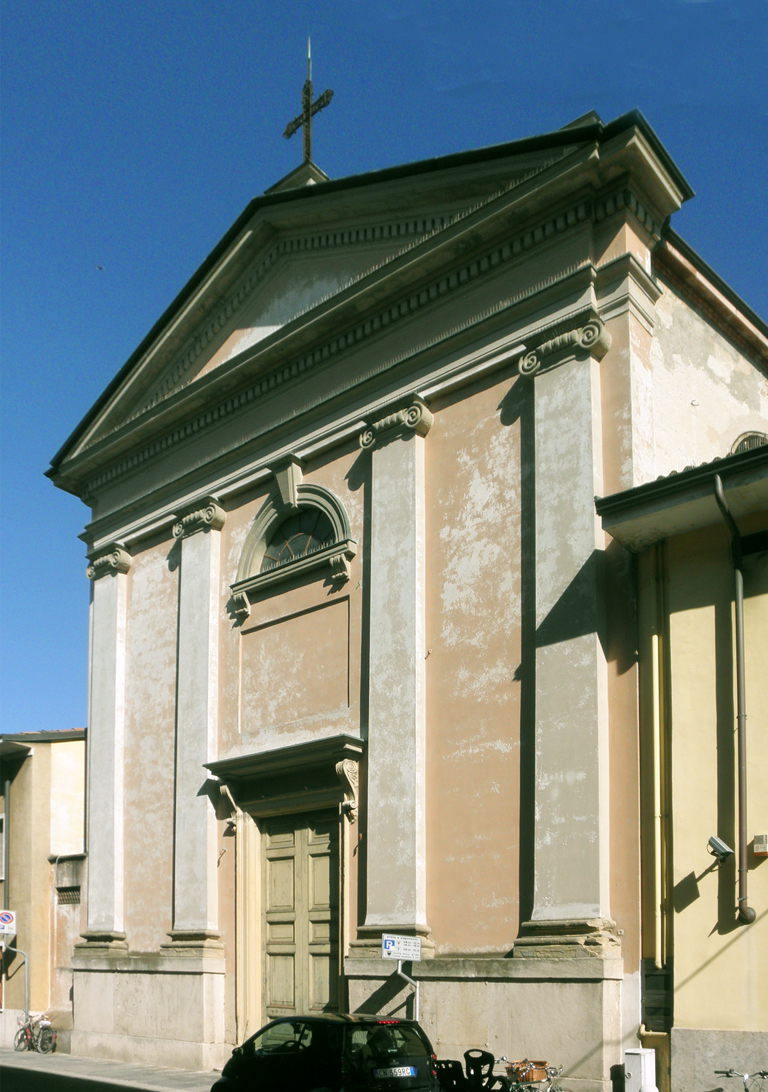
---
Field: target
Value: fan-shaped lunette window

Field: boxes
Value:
[732,432,768,455]
[230,481,357,620]
[261,509,335,572]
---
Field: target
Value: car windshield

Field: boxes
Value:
[252,1021,313,1054]
[345,1024,429,1065]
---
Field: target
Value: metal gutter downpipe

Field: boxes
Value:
[3,775,9,910]
[714,474,756,925]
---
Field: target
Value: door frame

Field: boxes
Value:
[208,734,362,1040]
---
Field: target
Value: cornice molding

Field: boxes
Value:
[172,497,226,539]
[86,543,132,580]
[75,181,658,501]
[518,313,612,377]
[79,260,587,502]
[123,166,565,434]
[594,185,662,240]
[77,169,563,465]
[359,395,434,450]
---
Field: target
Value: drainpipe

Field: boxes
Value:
[3,774,9,910]
[713,475,756,925]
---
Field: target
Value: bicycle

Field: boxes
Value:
[496,1057,573,1092]
[13,1012,57,1053]
[436,1050,573,1091]
[715,1069,768,1092]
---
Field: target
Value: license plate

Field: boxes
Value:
[374,1065,416,1078]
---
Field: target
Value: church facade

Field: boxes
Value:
[48,111,768,1090]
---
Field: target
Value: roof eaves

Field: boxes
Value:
[600,108,694,203]
[660,224,768,342]
[596,444,768,521]
[0,729,87,744]
[47,124,602,477]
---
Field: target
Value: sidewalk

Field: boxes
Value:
[0,1047,217,1091]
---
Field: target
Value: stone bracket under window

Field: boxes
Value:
[230,535,357,619]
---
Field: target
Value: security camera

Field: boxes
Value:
[707,835,733,863]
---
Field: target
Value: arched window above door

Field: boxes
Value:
[230,476,356,620]
[261,507,336,573]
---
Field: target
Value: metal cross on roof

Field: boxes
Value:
[283,38,333,164]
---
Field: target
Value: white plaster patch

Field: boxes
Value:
[438,425,520,649]
[650,287,768,479]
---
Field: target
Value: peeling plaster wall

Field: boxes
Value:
[651,283,768,478]
[122,538,178,950]
[218,445,365,759]
[425,370,522,954]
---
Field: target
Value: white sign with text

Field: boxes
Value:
[381,934,421,961]
[0,910,17,935]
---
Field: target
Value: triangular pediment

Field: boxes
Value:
[55,128,606,467]
[82,208,470,450]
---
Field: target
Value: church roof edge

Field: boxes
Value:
[658,224,768,343]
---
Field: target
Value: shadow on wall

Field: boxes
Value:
[499,375,638,925]
[351,970,417,1020]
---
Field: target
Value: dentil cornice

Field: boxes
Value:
[71,177,658,502]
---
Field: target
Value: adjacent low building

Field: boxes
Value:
[598,443,768,1092]
[0,729,86,1049]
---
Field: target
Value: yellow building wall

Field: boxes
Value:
[643,519,768,1033]
[50,741,86,857]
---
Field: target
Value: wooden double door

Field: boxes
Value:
[262,811,339,1018]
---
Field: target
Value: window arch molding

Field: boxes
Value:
[230,482,356,619]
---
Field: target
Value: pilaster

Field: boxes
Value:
[356,396,433,949]
[164,498,225,949]
[516,315,617,954]
[81,543,131,947]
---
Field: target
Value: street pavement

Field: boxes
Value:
[0,1047,218,1092]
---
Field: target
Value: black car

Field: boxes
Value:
[211,1013,440,1092]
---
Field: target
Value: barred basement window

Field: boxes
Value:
[732,431,768,454]
[57,886,81,905]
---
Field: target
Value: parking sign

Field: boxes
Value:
[381,933,421,961]
[0,910,17,935]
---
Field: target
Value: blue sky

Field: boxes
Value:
[1,0,766,733]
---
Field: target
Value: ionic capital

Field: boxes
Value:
[86,543,132,580]
[518,316,612,378]
[172,497,226,539]
[359,395,433,450]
